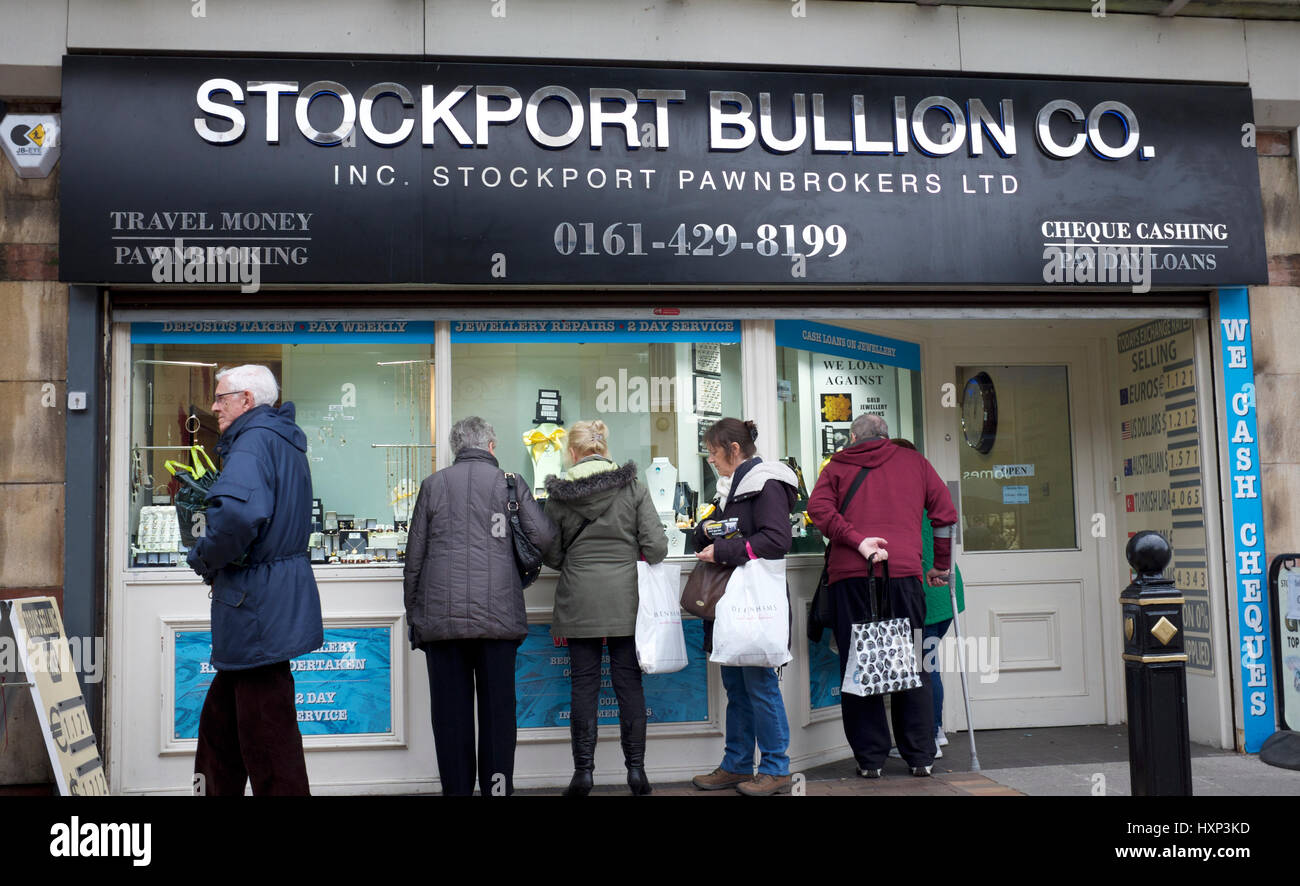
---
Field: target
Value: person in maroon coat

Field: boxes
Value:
[807,414,957,777]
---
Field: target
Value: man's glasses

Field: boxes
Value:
[213,390,247,403]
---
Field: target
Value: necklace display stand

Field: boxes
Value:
[647,456,685,557]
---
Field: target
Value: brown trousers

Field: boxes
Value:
[194,660,311,796]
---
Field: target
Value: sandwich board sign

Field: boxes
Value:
[1,598,108,794]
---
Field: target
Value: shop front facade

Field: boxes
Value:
[3,1,1298,793]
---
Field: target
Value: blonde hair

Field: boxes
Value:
[568,419,610,458]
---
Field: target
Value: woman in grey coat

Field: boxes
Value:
[403,416,555,797]
[542,420,669,796]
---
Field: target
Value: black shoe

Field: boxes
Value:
[621,708,651,795]
[910,765,932,777]
[563,769,594,797]
[564,713,597,797]
[627,767,653,796]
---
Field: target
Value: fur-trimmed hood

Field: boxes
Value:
[544,460,641,519]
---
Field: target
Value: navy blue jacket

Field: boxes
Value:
[187,402,324,670]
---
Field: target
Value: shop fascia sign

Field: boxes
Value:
[61,56,1265,287]
[1,111,61,178]
[194,78,1146,161]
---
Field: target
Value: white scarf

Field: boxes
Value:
[716,458,798,511]
[715,473,735,511]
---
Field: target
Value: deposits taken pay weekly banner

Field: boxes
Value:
[60,55,1266,288]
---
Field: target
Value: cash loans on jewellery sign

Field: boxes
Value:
[60,55,1266,288]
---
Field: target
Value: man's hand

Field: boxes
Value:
[926,567,950,587]
[696,544,716,563]
[857,537,888,562]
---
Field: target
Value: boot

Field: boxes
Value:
[563,716,596,797]
[621,713,652,796]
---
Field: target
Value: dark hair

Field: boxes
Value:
[892,438,916,451]
[703,418,758,459]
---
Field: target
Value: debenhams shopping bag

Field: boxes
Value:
[709,558,792,668]
[635,561,687,674]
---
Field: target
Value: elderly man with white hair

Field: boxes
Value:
[187,363,323,796]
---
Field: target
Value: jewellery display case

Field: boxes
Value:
[127,334,434,567]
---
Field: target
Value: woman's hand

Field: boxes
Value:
[696,544,716,563]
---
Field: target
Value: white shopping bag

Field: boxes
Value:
[840,617,922,697]
[709,558,792,668]
[635,561,688,674]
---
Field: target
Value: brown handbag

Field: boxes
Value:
[680,561,734,618]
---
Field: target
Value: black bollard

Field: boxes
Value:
[1121,531,1193,796]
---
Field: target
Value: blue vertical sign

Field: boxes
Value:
[1218,287,1273,751]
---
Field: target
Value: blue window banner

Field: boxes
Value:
[515,621,709,728]
[449,319,740,344]
[174,627,394,738]
[808,630,842,710]
[774,320,921,372]
[132,320,436,343]
[1218,287,1273,752]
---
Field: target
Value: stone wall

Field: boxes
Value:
[1251,130,1300,566]
[0,100,62,787]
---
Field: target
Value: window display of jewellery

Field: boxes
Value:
[130,443,208,566]
[374,442,435,525]
[310,522,409,565]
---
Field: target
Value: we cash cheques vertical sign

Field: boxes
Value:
[59,55,1266,288]
[1217,288,1273,753]
[1,598,109,795]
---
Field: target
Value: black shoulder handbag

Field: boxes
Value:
[504,473,544,588]
[807,467,870,642]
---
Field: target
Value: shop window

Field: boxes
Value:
[774,320,924,556]
[449,321,742,559]
[774,320,923,713]
[956,365,1077,552]
[128,325,435,568]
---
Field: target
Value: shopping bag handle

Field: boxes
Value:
[163,445,216,479]
[190,444,217,477]
[865,554,891,622]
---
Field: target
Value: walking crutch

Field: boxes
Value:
[946,550,981,771]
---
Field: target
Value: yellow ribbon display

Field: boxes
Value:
[522,425,567,460]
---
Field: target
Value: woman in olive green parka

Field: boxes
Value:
[542,420,668,797]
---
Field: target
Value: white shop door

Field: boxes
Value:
[940,347,1106,728]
